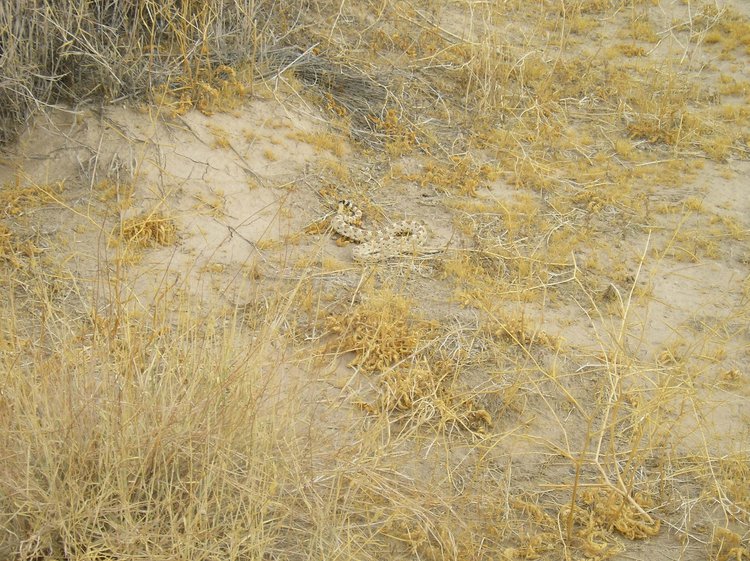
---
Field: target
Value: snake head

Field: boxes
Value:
[337,199,355,213]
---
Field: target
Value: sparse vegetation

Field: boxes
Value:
[1,1,749,561]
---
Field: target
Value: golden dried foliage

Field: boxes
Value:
[712,527,750,561]
[717,453,750,525]
[327,289,431,373]
[288,130,347,157]
[366,359,492,433]
[400,155,497,197]
[0,224,42,267]
[0,180,63,217]
[152,65,248,117]
[562,488,660,547]
[488,315,562,351]
[370,109,418,157]
[118,212,177,248]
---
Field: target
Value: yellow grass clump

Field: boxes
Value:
[118,212,177,248]
[327,288,433,373]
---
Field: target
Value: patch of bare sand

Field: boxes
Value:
[1,97,339,304]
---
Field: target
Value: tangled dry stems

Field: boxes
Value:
[0,0,300,142]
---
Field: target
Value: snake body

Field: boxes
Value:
[331,200,427,262]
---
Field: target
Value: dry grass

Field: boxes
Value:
[1,1,749,560]
[0,0,307,142]
[0,269,297,560]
